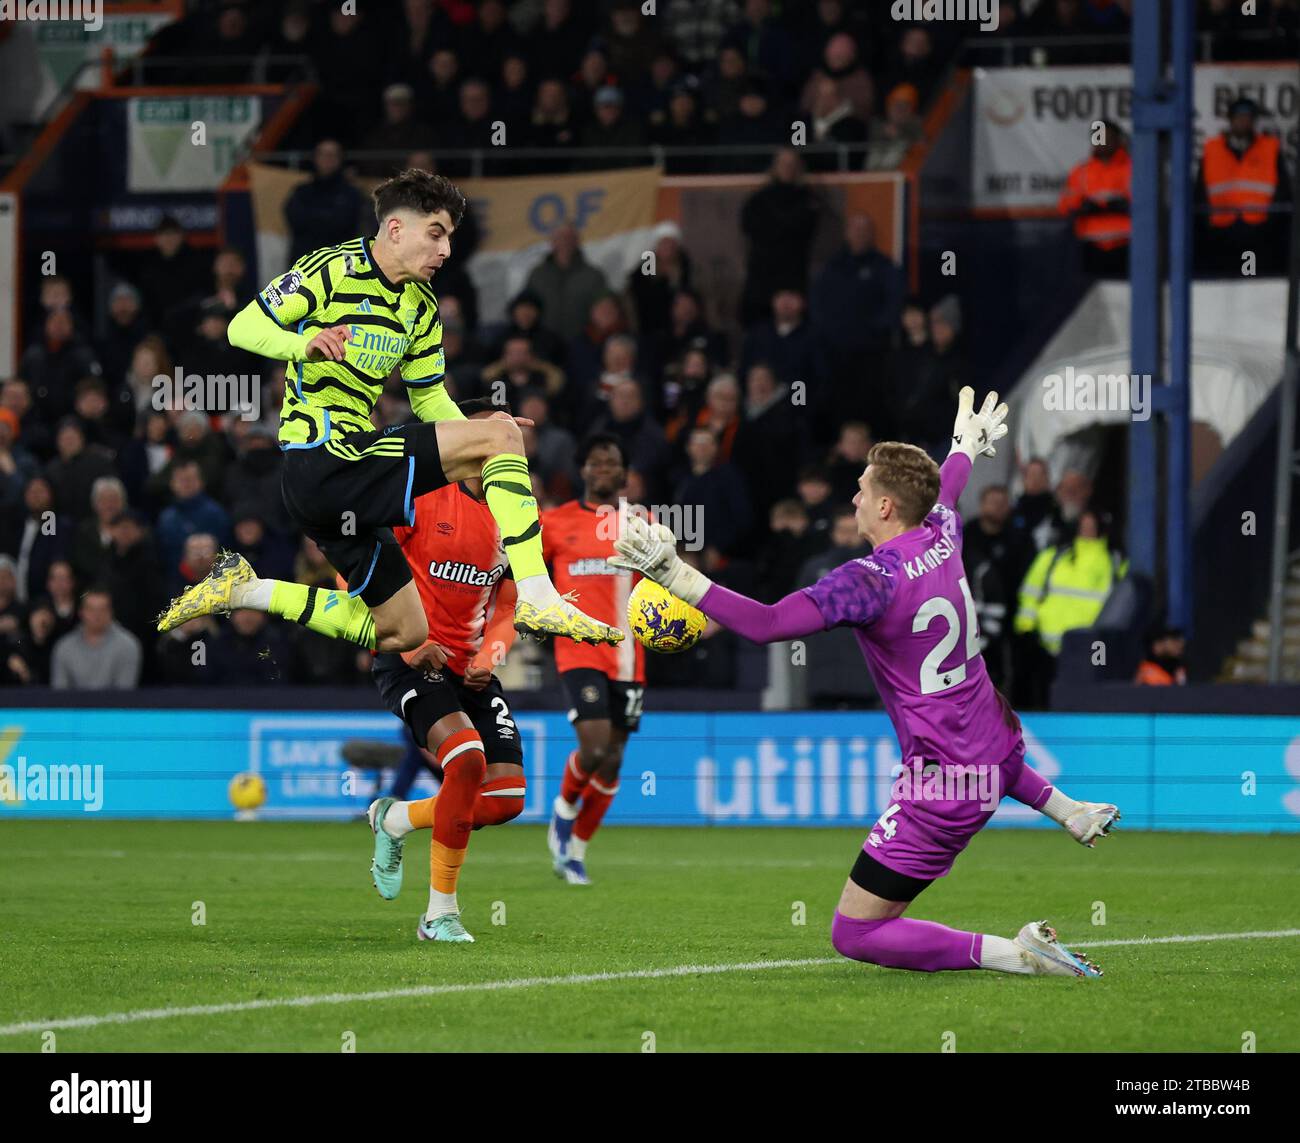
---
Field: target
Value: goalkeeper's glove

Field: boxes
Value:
[608,514,712,606]
[949,386,1009,461]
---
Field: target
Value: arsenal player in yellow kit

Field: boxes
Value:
[541,434,645,885]
[365,399,526,943]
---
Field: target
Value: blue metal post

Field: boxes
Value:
[1128,0,1161,581]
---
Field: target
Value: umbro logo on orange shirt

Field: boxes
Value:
[436,522,454,534]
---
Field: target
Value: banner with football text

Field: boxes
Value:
[972,62,1299,210]
[246,162,662,326]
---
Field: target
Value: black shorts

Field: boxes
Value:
[371,652,522,766]
[848,847,933,903]
[280,422,447,607]
[561,668,645,733]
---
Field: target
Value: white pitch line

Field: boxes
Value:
[2,928,1297,1039]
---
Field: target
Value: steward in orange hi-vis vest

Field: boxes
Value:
[1058,146,1132,250]
[1201,132,1282,227]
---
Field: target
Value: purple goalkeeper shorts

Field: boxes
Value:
[862,739,1027,881]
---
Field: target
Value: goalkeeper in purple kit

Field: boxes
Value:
[612,389,1120,978]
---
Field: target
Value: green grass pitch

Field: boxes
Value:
[1,821,1297,1052]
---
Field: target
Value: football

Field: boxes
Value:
[227,771,267,812]
[627,578,706,654]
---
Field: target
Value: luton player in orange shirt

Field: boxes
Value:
[541,434,645,884]
[364,398,527,943]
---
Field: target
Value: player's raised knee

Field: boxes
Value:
[480,415,523,459]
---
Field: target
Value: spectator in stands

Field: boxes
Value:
[810,213,904,424]
[457,0,522,80]
[480,335,567,409]
[801,31,874,124]
[756,498,825,601]
[1053,468,1095,546]
[71,377,127,455]
[796,505,876,708]
[805,74,868,170]
[726,0,795,97]
[824,420,875,502]
[264,0,322,85]
[135,217,206,330]
[4,477,67,604]
[656,82,717,173]
[496,54,534,136]
[566,294,631,404]
[578,86,647,169]
[963,484,1035,692]
[525,224,610,343]
[425,48,463,126]
[38,276,77,324]
[1135,625,1188,686]
[204,0,261,85]
[1058,120,1131,276]
[439,305,488,398]
[893,294,967,456]
[440,78,499,166]
[732,363,809,525]
[718,76,785,173]
[529,0,588,82]
[660,345,714,438]
[122,336,171,430]
[528,77,578,171]
[21,307,102,425]
[2,379,51,461]
[1010,456,1056,547]
[363,84,437,175]
[0,555,22,649]
[1014,508,1128,708]
[44,418,115,519]
[868,83,924,170]
[149,412,228,507]
[50,588,142,690]
[97,283,148,393]
[211,608,292,686]
[881,25,942,108]
[647,288,726,384]
[70,475,126,588]
[231,504,295,584]
[170,531,220,602]
[590,380,672,501]
[118,410,173,512]
[740,287,828,399]
[155,461,230,578]
[517,390,578,501]
[796,465,837,541]
[314,5,387,145]
[606,0,665,82]
[0,408,37,520]
[740,148,822,324]
[625,224,692,338]
[674,426,754,557]
[284,139,366,264]
[42,560,79,643]
[155,615,220,686]
[707,44,750,125]
[4,600,57,686]
[105,508,164,671]
[1196,97,1290,276]
[692,373,743,463]
[223,423,288,534]
[663,0,743,68]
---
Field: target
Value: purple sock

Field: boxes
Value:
[1005,759,1053,811]
[831,912,983,972]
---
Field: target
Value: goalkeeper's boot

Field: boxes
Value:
[514,597,624,646]
[1012,920,1102,978]
[367,797,404,900]
[417,912,475,943]
[548,797,575,873]
[157,549,255,632]
[1063,802,1121,848]
[560,858,590,886]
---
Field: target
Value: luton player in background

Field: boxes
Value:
[541,434,645,885]
[364,399,527,943]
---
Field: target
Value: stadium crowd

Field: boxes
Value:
[3,0,1229,701]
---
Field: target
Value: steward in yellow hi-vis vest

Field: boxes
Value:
[1015,511,1127,656]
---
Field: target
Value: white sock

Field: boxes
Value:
[1042,789,1081,826]
[553,794,580,821]
[382,801,414,838]
[231,577,272,611]
[516,574,562,608]
[569,836,588,860]
[979,934,1034,974]
[426,888,458,919]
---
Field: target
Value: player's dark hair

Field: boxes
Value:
[373,169,466,227]
[578,432,628,470]
[456,397,512,418]
[865,441,940,526]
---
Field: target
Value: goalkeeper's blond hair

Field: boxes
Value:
[865,442,941,526]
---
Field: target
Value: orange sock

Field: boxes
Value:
[574,775,618,842]
[430,727,486,894]
[473,774,527,828]
[560,750,592,805]
[407,796,436,829]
